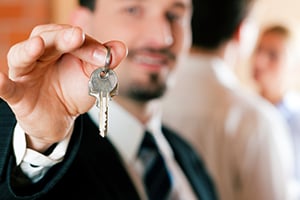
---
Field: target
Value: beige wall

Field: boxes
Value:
[253,0,300,26]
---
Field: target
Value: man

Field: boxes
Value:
[162,0,298,199]
[251,24,300,185]
[0,0,217,199]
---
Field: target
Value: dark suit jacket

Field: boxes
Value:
[0,99,218,200]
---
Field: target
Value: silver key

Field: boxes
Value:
[88,47,118,137]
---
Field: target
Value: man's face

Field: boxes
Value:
[86,0,192,101]
[251,31,290,92]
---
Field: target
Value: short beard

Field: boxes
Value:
[127,73,167,102]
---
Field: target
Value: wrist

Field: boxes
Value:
[24,124,74,154]
[25,134,56,153]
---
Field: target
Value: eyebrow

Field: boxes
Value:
[173,0,192,10]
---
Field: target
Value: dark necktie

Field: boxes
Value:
[138,130,173,200]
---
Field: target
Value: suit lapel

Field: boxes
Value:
[162,126,218,200]
[0,99,16,181]
[81,113,141,199]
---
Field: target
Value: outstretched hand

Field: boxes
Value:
[0,24,127,152]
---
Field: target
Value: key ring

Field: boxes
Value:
[104,45,112,72]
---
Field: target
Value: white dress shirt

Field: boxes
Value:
[277,92,300,182]
[13,123,71,183]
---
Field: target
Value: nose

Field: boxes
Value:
[143,16,174,48]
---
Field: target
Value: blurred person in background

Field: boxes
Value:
[162,0,298,199]
[251,24,300,186]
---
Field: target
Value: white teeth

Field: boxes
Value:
[134,55,163,65]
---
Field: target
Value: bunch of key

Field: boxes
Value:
[88,46,118,137]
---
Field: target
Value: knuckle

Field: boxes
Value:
[30,24,47,37]
[30,24,69,38]
[7,44,18,68]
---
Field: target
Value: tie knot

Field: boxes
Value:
[138,131,159,166]
[139,130,158,152]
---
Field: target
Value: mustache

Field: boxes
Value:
[127,48,176,61]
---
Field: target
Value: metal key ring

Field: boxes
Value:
[104,46,112,72]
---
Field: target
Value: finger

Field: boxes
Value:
[7,26,85,79]
[37,26,85,62]
[8,25,80,68]
[7,36,45,79]
[29,24,70,38]
[30,24,127,69]
[70,39,127,75]
[104,40,128,69]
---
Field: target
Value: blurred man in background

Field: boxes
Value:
[251,24,300,189]
[162,0,298,199]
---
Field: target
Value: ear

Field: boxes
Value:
[68,7,92,32]
[233,22,243,43]
[238,19,259,58]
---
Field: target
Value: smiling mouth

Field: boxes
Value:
[133,54,168,66]
[127,48,176,68]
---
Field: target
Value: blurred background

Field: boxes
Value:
[0,0,300,90]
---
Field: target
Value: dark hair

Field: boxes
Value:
[191,0,254,49]
[79,0,96,11]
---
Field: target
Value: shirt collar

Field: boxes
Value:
[277,91,300,119]
[192,54,239,89]
[211,57,239,89]
[88,100,163,164]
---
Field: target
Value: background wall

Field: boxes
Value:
[50,0,77,24]
[0,0,77,74]
[0,0,50,73]
[253,0,300,25]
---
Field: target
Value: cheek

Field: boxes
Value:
[172,24,191,52]
[267,61,282,76]
[91,29,117,43]
[181,27,192,51]
[253,66,272,84]
[258,67,282,87]
[91,20,133,44]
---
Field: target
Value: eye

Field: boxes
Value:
[166,12,181,22]
[268,50,278,60]
[125,6,142,16]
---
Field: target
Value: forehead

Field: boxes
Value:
[263,31,287,40]
[260,32,289,47]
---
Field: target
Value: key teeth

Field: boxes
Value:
[99,124,107,137]
[99,111,108,137]
[99,131,106,138]
[99,123,106,137]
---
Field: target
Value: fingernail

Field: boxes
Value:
[93,47,107,65]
